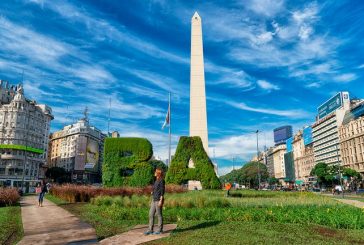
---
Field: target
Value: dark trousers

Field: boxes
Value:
[39,192,45,202]
[148,201,163,232]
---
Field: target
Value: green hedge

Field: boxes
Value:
[165,136,221,189]
[102,138,154,187]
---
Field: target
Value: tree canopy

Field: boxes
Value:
[219,161,269,188]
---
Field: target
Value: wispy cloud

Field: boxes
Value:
[257,80,280,91]
[226,101,309,118]
[334,73,357,83]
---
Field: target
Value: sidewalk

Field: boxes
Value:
[18,195,98,245]
[334,198,364,208]
[321,193,364,208]
[100,224,177,245]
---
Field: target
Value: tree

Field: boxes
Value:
[268,177,279,185]
[343,168,361,179]
[45,167,70,183]
[343,168,362,190]
[310,162,342,187]
[219,161,269,188]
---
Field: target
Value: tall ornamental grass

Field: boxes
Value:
[0,188,20,206]
[50,184,185,203]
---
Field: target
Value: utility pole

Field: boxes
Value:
[256,130,261,190]
[336,144,344,198]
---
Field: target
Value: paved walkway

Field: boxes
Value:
[320,193,364,208]
[18,195,98,245]
[334,198,364,208]
[100,224,177,245]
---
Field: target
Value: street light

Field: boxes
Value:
[256,130,261,190]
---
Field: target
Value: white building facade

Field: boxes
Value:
[0,81,53,189]
[48,114,105,183]
[312,92,350,166]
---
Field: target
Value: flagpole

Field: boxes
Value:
[168,92,171,167]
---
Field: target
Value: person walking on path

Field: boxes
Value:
[144,168,165,235]
[38,180,48,207]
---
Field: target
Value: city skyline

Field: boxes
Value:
[0,1,364,175]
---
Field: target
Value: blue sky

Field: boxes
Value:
[0,0,364,175]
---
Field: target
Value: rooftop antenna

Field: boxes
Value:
[83,107,89,122]
[21,69,24,85]
[65,105,70,127]
[107,98,111,136]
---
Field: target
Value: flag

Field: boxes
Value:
[162,101,170,129]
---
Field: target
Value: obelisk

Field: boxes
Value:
[190,12,209,154]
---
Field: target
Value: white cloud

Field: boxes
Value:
[218,166,234,176]
[32,0,188,65]
[210,130,274,160]
[0,17,71,64]
[298,25,313,40]
[358,64,364,69]
[257,80,280,91]
[226,101,309,118]
[292,3,319,24]
[334,73,357,83]
[305,82,322,88]
[255,32,274,45]
[245,0,285,17]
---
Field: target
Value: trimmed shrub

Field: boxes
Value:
[102,137,154,187]
[0,188,20,206]
[165,136,221,189]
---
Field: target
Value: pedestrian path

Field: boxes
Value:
[18,195,98,245]
[100,224,177,245]
[334,198,364,208]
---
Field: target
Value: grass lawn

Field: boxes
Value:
[0,205,23,245]
[146,221,364,245]
[45,193,69,205]
[47,190,364,244]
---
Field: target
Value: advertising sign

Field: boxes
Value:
[274,126,293,144]
[303,126,313,146]
[84,138,99,172]
[318,93,342,119]
[286,137,293,152]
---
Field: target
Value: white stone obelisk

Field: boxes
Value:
[190,12,209,154]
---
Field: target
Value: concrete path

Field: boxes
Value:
[334,198,364,208]
[18,195,98,245]
[100,224,177,245]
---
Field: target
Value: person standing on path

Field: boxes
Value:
[38,180,48,207]
[144,168,165,235]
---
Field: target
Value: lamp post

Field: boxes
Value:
[256,130,261,190]
[336,143,344,198]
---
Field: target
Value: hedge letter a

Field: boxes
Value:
[165,136,220,189]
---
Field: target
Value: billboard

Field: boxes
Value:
[84,138,100,172]
[286,137,293,152]
[274,126,293,145]
[318,92,342,119]
[303,126,313,145]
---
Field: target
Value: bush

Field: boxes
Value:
[0,188,20,206]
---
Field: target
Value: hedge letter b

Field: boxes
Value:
[102,137,154,187]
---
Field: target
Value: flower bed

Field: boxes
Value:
[0,188,20,206]
[49,184,186,203]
